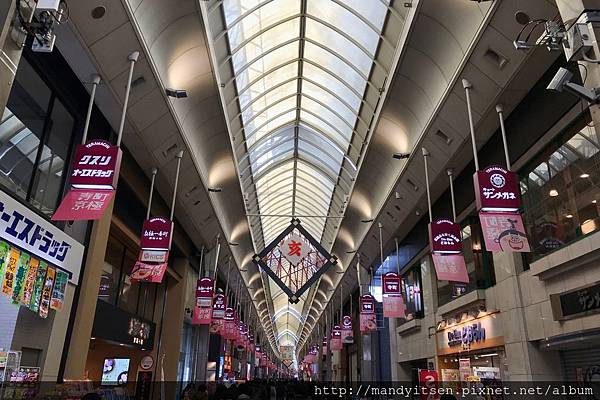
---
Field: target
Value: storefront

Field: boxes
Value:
[0,187,84,386]
[436,312,507,388]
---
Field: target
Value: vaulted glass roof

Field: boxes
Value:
[206,0,394,351]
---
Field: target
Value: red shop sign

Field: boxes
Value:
[192,278,213,325]
[140,217,173,251]
[428,218,462,254]
[360,294,375,314]
[473,165,521,212]
[419,370,439,400]
[382,272,401,295]
[70,140,122,190]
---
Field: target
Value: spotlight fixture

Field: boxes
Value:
[549,189,559,197]
[392,152,411,160]
[228,242,239,246]
[361,218,374,223]
[165,88,188,98]
[565,214,573,219]
[580,173,590,178]
[208,187,222,193]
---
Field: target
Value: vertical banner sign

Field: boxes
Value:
[131,217,173,283]
[53,140,121,221]
[341,316,354,344]
[192,278,213,325]
[224,308,235,340]
[382,272,405,318]
[210,294,226,335]
[359,294,377,333]
[39,267,56,319]
[322,336,328,354]
[330,326,342,351]
[419,370,440,400]
[50,270,68,311]
[11,252,30,304]
[29,261,47,313]
[429,218,470,283]
[473,165,530,253]
[21,258,39,306]
[2,248,20,296]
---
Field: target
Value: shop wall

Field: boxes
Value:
[86,339,152,393]
[520,230,600,342]
[0,296,19,350]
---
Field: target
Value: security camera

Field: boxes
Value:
[547,67,600,103]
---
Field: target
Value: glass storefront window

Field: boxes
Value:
[521,115,600,261]
[437,218,495,306]
[401,267,423,320]
[0,59,75,216]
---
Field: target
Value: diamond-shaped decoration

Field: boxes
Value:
[252,219,337,303]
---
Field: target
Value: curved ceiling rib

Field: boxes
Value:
[204,0,395,352]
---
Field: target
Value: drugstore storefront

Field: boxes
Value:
[436,312,508,387]
[0,188,84,384]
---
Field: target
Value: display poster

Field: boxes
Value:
[479,212,530,253]
[0,242,9,286]
[29,261,47,312]
[341,315,353,344]
[459,358,471,382]
[431,254,469,283]
[38,266,56,319]
[383,294,406,318]
[130,260,168,283]
[21,258,39,306]
[50,270,68,311]
[1,248,20,296]
[192,278,213,325]
[419,370,439,400]
[11,252,30,304]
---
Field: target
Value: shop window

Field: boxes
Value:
[99,235,126,305]
[437,218,495,307]
[521,115,600,262]
[118,249,141,315]
[401,266,424,320]
[20,347,42,367]
[0,59,75,216]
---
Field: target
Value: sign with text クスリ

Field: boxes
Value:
[431,254,469,283]
[479,212,530,253]
[473,165,521,211]
[140,217,173,251]
[192,278,213,325]
[0,189,84,284]
[428,219,462,254]
[70,140,122,189]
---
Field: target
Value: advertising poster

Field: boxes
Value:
[341,315,353,344]
[39,267,56,319]
[130,259,168,283]
[459,358,471,382]
[479,212,530,253]
[21,258,39,306]
[431,254,469,283]
[102,358,130,385]
[50,270,68,311]
[2,248,20,296]
[192,278,213,325]
[383,295,406,318]
[0,241,9,281]
[29,261,47,312]
[419,370,439,400]
[52,189,115,221]
[11,252,30,304]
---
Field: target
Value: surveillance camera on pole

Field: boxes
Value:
[547,67,600,104]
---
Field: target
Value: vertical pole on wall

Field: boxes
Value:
[169,151,184,221]
[81,74,101,145]
[447,169,457,223]
[116,51,139,147]
[395,238,400,275]
[422,147,433,223]
[378,222,384,268]
[146,168,158,220]
[340,284,343,323]
[356,253,362,296]
[462,79,480,171]
[496,104,512,170]
[213,234,221,281]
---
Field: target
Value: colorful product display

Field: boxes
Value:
[0,239,68,319]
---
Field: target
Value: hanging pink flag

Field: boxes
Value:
[432,253,469,283]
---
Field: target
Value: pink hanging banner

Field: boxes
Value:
[383,295,406,318]
[479,212,530,253]
[52,189,114,221]
[341,315,353,344]
[130,259,168,283]
[209,294,226,335]
[223,308,236,340]
[359,294,377,333]
[431,253,469,283]
[192,278,213,325]
[53,140,122,221]
[330,326,342,351]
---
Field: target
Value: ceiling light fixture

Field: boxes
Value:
[208,187,222,193]
[228,242,239,246]
[565,214,573,219]
[580,173,590,178]
[549,189,559,197]
[392,152,410,160]
[361,219,374,223]
[165,88,188,98]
